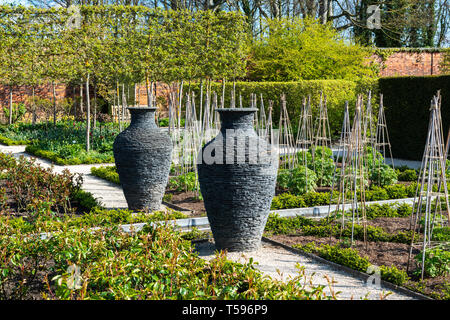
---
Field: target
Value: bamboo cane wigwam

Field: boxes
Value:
[407,91,450,280]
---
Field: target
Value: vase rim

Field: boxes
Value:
[127,106,157,111]
[215,108,258,112]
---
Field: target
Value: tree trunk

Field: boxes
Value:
[52,81,57,126]
[86,74,91,152]
[32,86,36,125]
[146,77,151,107]
[93,82,97,130]
[117,80,122,131]
[121,83,127,125]
[9,85,13,125]
[318,0,329,24]
[80,82,84,119]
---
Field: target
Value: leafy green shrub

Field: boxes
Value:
[295,243,408,286]
[3,103,26,124]
[415,247,450,278]
[288,166,317,194]
[271,193,305,210]
[277,166,317,195]
[398,169,418,182]
[379,265,409,286]
[384,184,408,199]
[297,243,370,273]
[276,169,292,190]
[265,213,315,235]
[0,217,332,300]
[0,134,31,146]
[247,17,376,83]
[370,164,398,187]
[364,203,397,219]
[168,172,198,192]
[91,166,120,184]
[308,146,335,187]
[365,186,389,201]
[302,191,332,207]
[71,189,101,212]
[432,227,450,242]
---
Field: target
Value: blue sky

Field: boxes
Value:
[0,0,29,4]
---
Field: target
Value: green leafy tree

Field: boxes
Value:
[247,17,377,82]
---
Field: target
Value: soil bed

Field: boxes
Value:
[164,190,206,217]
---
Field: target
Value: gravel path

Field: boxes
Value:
[195,240,420,300]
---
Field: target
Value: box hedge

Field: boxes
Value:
[379,75,450,160]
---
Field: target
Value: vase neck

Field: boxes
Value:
[217,108,257,132]
[129,108,157,129]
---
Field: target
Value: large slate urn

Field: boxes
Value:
[197,108,278,251]
[113,107,172,211]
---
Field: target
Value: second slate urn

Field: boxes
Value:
[113,106,172,211]
[197,108,278,252]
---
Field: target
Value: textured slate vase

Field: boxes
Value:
[197,108,278,252]
[113,107,172,211]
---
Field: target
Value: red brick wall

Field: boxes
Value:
[0,83,72,123]
[373,51,445,77]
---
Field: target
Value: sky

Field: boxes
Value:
[0,0,29,4]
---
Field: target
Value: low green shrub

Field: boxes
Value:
[271,193,306,210]
[0,134,32,146]
[397,169,418,182]
[365,186,389,201]
[432,227,450,242]
[379,265,409,286]
[91,166,120,184]
[264,213,315,235]
[294,242,409,286]
[297,242,370,273]
[415,247,450,278]
[168,172,198,192]
[370,164,398,187]
[384,184,408,199]
[277,166,317,195]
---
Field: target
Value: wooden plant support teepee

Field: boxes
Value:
[313,93,332,186]
[327,96,368,247]
[278,94,297,170]
[374,93,395,170]
[295,96,314,168]
[407,92,450,280]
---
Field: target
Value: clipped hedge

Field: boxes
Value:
[379,75,450,160]
[0,135,32,146]
[294,242,409,286]
[191,80,378,136]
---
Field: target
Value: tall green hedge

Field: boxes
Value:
[191,80,377,136]
[379,75,450,160]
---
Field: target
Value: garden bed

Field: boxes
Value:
[263,213,450,300]
[0,151,334,300]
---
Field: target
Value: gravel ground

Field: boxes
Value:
[195,239,419,300]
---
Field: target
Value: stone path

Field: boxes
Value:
[0,144,426,300]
